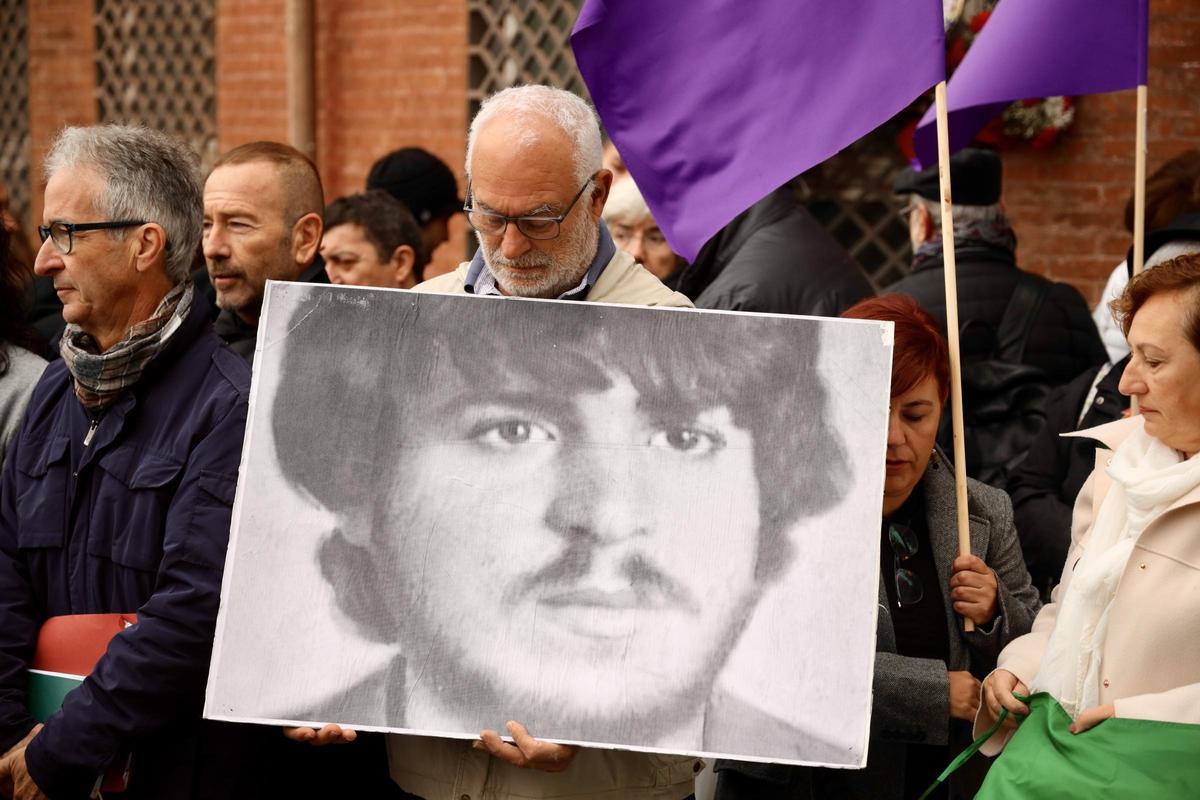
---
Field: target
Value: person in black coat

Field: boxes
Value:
[1006,356,1127,597]
[674,185,874,316]
[888,149,1106,389]
[1007,225,1200,597]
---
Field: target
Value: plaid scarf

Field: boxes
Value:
[60,282,194,411]
[912,211,1018,270]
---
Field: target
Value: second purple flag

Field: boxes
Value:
[571,0,945,262]
[913,0,1150,169]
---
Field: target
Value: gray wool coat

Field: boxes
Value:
[715,450,1042,800]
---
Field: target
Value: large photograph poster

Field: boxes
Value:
[205,282,893,767]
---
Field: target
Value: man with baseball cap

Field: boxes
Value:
[366,147,462,260]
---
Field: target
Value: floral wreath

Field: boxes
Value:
[896,3,1076,162]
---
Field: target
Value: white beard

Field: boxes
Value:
[480,215,600,299]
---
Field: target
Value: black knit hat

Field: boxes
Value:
[893,147,1003,206]
[365,147,462,226]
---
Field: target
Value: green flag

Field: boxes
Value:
[975,693,1200,798]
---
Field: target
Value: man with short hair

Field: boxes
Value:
[366,147,462,260]
[0,124,250,799]
[889,148,1105,387]
[321,190,426,289]
[294,84,701,800]
[203,141,326,359]
[889,147,1106,485]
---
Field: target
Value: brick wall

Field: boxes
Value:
[1003,0,1200,305]
[16,1,1199,293]
[216,0,469,276]
[26,0,97,226]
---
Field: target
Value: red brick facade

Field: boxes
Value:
[215,0,469,276]
[26,0,97,227]
[1004,0,1200,304]
[15,0,1200,294]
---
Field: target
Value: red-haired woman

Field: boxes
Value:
[715,294,1040,800]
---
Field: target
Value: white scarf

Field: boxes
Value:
[1033,416,1200,719]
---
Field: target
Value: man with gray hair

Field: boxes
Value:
[420,83,690,306]
[0,124,253,799]
[889,147,1105,485]
[292,84,697,800]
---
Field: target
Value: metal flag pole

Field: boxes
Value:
[933,80,974,632]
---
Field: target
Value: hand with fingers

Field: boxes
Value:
[0,724,48,800]
[282,723,358,746]
[981,668,1030,732]
[1070,704,1115,734]
[475,721,579,772]
[948,670,982,721]
[949,555,999,627]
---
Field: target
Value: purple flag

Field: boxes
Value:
[571,1,944,262]
[913,0,1149,168]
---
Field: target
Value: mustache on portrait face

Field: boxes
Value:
[507,535,700,614]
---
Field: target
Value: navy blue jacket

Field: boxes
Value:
[0,297,250,798]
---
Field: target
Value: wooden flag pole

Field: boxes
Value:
[1130,83,1148,416]
[933,81,974,632]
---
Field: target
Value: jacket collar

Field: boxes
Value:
[1067,415,1200,518]
[909,240,1017,275]
[1064,415,1143,452]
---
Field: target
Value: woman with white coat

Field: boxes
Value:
[979,252,1200,753]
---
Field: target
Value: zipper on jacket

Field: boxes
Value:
[83,417,99,447]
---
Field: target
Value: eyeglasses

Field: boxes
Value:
[38,220,148,255]
[463,175,595,241]
[887,522,924,607]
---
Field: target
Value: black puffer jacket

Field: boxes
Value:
[675,187,874,316]
[886,244,1107,388]
[1007,355,1129,597]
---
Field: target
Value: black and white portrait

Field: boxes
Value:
[205,282,892,767]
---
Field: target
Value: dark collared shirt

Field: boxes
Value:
[463,221,617,300]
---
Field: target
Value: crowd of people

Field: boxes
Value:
[0,82,1197,800]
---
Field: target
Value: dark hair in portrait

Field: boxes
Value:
[271,287,849,644]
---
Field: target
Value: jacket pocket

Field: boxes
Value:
[13,435,70,549]
[87,448,184,571]
[180,470,237,569]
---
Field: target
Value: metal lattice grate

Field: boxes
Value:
[806,197,913,290]
[468,0,588,119]
[94,0,218,169]
[0,0,31,235]
[796,137,915,290]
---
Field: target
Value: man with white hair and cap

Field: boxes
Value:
[290,85,698,800]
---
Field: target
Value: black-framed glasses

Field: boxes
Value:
[38,220,148,255]
[888,522,924,608]
[463,174,595,240]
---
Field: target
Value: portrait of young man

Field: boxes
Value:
[206,282,891,767]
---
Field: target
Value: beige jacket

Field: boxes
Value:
[390,249,696,799]
[976,416,1200,754]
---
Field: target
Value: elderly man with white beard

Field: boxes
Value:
[287,85,697,800]
[419,85,693,307]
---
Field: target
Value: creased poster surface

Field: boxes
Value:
[205,282,892,767]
